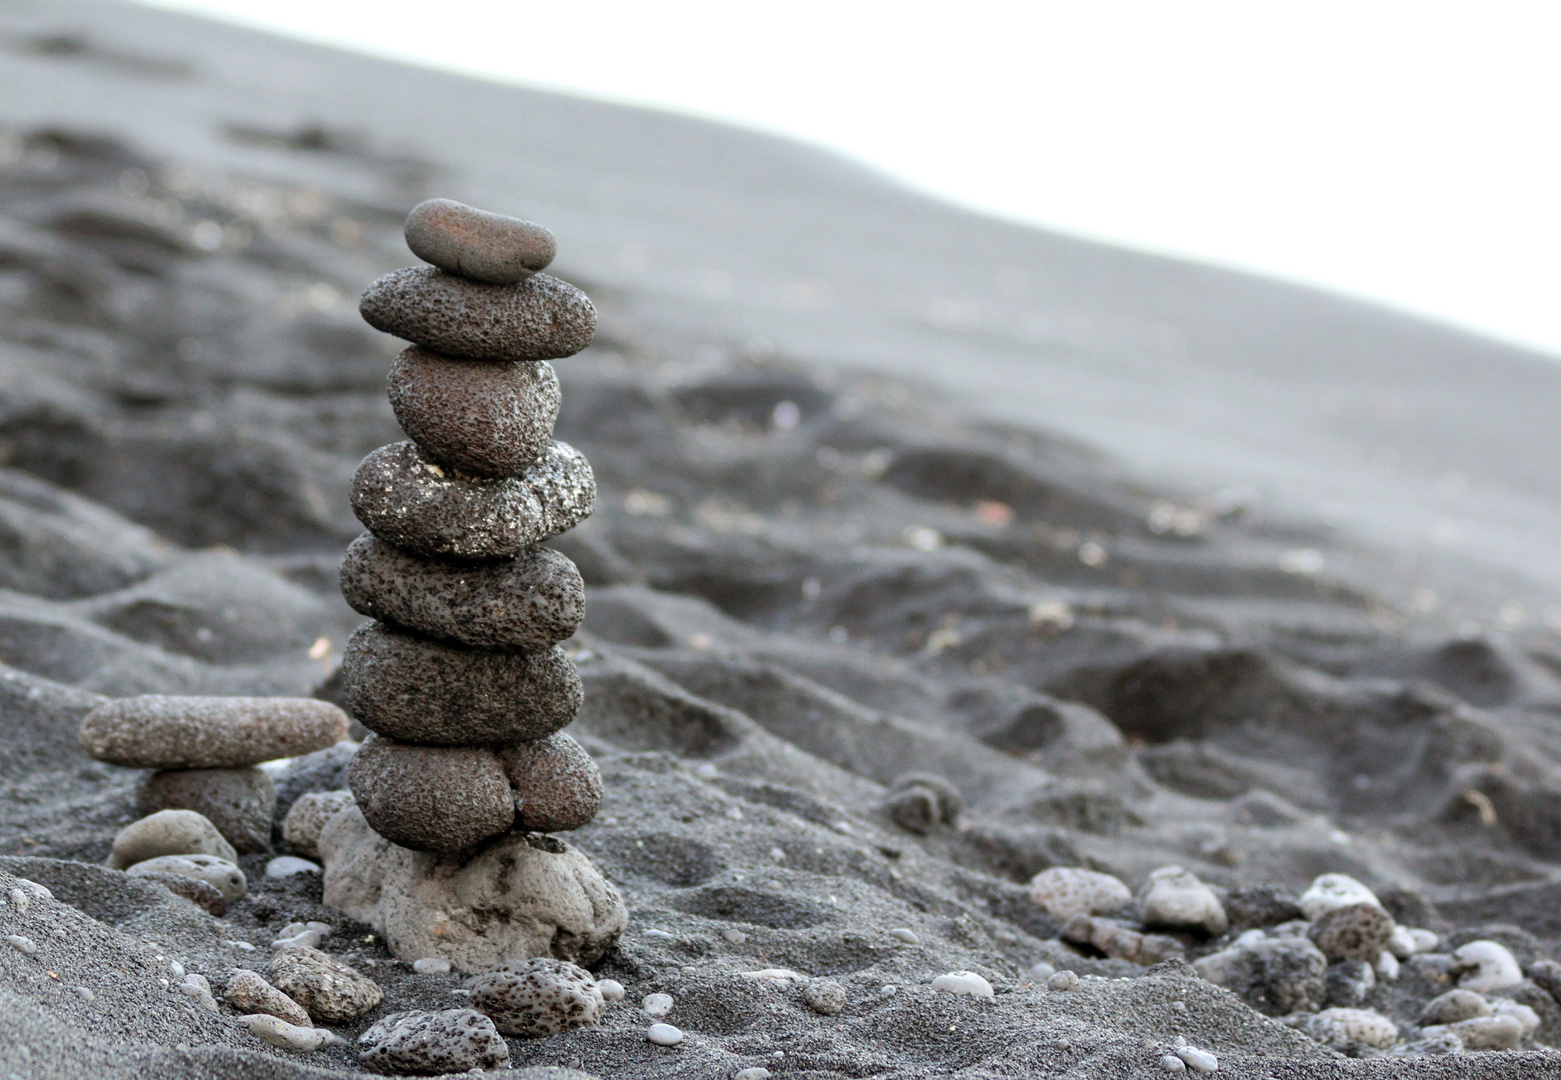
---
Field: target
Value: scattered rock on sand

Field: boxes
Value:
[135,766,275,853]
[348,735,515,853]
[1139,866,1227,936]
[241,1013,335,1053]
[1296,1007,1399,1051]
[81,695,347,769]
[646,1023,683,1046]
[403,198,556,284]
[1426,1013,1525,1050]
[130,869,228,915]
[1308,901,1395,961]
[499,733,603,832]
[931,971,994,997]
[1027,867,1132,922]
[282,790,356,858]
[224,968,313,1027]
[1453,940,1525,993]
[359,268,595,363]
[883,772,962,834]
[1192,935,1327,1016]
[1046,970,1081,992]
[269,945,384,1022]
[358,1008,511,1075]
[468,957,604,1037]
[126,853,246,904]
[266,856,322,878]
[1298,874,1382,920]
[108,809,237,869]
[803,979,847,1014]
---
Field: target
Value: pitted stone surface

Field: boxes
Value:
[404,198,556,283]
[359,268,595,361]
[82,695,347,769]
[1308,902,1395,961]
[340,623,581,745]
[388,348,561,478]
[358,1008,511,1074]
[269,945,384,1022]
[499,732,603,833]
[135,766,275,854]
[468,957,603,1037]
[283,791,357,859]
[1027,867,1133,922]
[350,441,594,560]
[348,735,515,853]
[339,535,585,651]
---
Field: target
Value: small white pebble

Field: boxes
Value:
[643,992,674,1017]
[264,857,321,878]
[230,941,257,951]
[1161,1055,1187,1073]
[1047,970,1081,992]
[412,957,451,974]
[271,929,322,952]
[880,984,897,996]
[931,971,994,997]
[1028,962,1056,981]
[722,928,747,944]
[8,887,29,916]
[74,986,94,1002]
[646,1023,683,1046]
[304,921,332,937]
[694,763,719,779]
[768,847,786,863]
[277,922,307,938]
[168,960,185,977]
[644,928,675,941]
[6,934,37,956]
[241,1013,334,1052]
[735,1069,771,1080]
[597,978,625,1001]
[889,928,920,945]
[1177,1047,1218,1073]
[771,1051,785,1059]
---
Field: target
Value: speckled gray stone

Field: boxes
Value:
[108,809,237,869]
[224,968,313,1027]
[339,535,585,651]
[388,348,561,478]
[1308,902,1395,961]
[499,733,602,833]
[81,695,348,769]
[348,735,515,853]
[359,268,594,361]
[129,869,228,915]
[358,1008,511,1075]
[350,441,594,560]
[135,766,276,854]
[282,790,356,859]
[468,957,603,1037]
[269,944,384,1022]
[340,622,582,745]
[404,198,555,284]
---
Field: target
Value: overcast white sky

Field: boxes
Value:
[139,0,1561,358]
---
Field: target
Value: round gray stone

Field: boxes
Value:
[348,735,515,853]
[358,1008,511,1074]
[135,767,276,854]
[404,198,555,283]
[81,696,348,770]
[109,809,237,869]
[359,268,594,361]
[499,733,602,833]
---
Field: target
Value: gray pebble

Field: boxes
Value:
[340,622,581,745]
[109,810,237,870]
[1308,902,1394,961]
[358,1007,511,1074]
[339,535,584,652]
[468,957,604,1037]
[1047,970,1081,992]
[225,968,312,1027]
[889,928,920,945]
[126,854,247,905]
[135,767,276,854]
[82,696,347,770]
[350,440,594,560]
[803,979,847,1015]
[349,735,515,852]
[499,733,602,833]
[359,267,595,362]
[7,934,37,956]
[240,1014,334,1053]
[281,791,356,859]
[269,945,383,1023]
[1421,988,1492,1025]
[404,198,556,283]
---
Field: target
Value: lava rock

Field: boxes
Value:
[126,853,247,905]
[340,623,581,745]
[359,1008,511,1075]
[388,348,561,477]
[109,809,237,869]
[359,268,595,362]
[1140,865,1227,936]
[1027,867,1133,922]
[499,733,603,833]
[282,791,356,859]
[82,695,347,769]
[339,535,585,651]
[1192,935,1328,1016]
[135,766,276,854]
[269,945,384,1022]
[1224,885,1305,929]
[348,735,515,853]
[804,979,847,1015]
[1323,959,1376,1008]
[349,441,595,560]
[1309,902,1395,961]
[469,957,604,1037]
[404,198,556,283]
[224,968,313,1027]
[319,805,397,926]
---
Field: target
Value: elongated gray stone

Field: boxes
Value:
[404,198,555,283]
[348,735,514,853]
[82,696,348,769]
[359,268,594,361]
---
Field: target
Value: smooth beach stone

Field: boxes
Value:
[1298,874,1382,920]
[1027,867,1132,923]
[358,1008,511,1074]
[81,695,348,770]
[241,1014,334,1053]
[404,198,556,283]
[359,268,595,362]
[1139,865,1228,936]
[109,809,237,869]
[225,968,313,1027]
[468,957,604,1037]
[269,945,384,1022]
[1452,940,1524,993]
[135,766,276,854]
[339,536,585,652]
[126,853,247,904]
[1421,989,1492,1026]
[282,791,356,859]
[499,733,603,833]
[388,348,561,478]
[350,441,594,560]
[348,735,515,853]
[339,623,581,745]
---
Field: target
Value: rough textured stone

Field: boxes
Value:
[109,809,237,869]
[1061,914,1183,966]
[339,535,585,651]
[130,870,227,915]
[404,198,556,284]
[319,805,395,926]
[804,979,848,1015]
[126,853,246,904]
[350,441,594,560]
[340,623,581,745]
[1224,885,1305,929]
[82,695,347,769]
[359,1008,511,1074]
[283,790,356,859]
[883,773,962,834]
[1193,936,1327,1016]
[1139,865,1228,936]
[1027,867,1133,923]
[1427,1014,1524,1050]
[499,733,603,833]
[224,968,313,1027]
[1309,902,1395,961]
[1309,1008,1398,1050]
[389,348,560,477]
[135,767,276,854]
[269,945,384,1022]
[360,268,595,362]
[469,957,603,1037]
[348,735,515,853]
[1322,959,1375,1008]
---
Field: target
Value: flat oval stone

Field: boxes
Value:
[340,622,582,745]
[348,735,515,853]
[339,536,584,651]
[388,348,561,478]
[359,268,594,361]
[81,696,348,769]
[109,809,237,869]
[498,732,602,833]
[404,198,555,284]
[135,767,276,854]
[351,441,594,560]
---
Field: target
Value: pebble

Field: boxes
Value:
[1298,874,1381,920]
[1310,1008,1399,1050]
[413,957,452,974]
[130,869,229,915]
[272,929,323,951]
[109,810,237,870]
[135,766,276,854]
[282,791,356,859]
[403,198,556,284]
[889,928,920,945]
[1492,998,1541,1036]
[81,696,347,770]
[642,993,674,1017]
[803,979,847,1014]
[1047,970,1081,992]
[388,347,561,478]
[7,934,37,955]
[1028,962,1056,981]
[499,732,603,832]
[1421,988,1493,1027]
[264,857,322,879]
[735,1069,771,1080]
[240,1014,334,1053]
[884,773,962,833]
[1176,1046,1219,1073]
[646,1023,684,1046]
[721,928,747,944]
[348,735,515,852]
[1375,950,1400,981]
[359,267,596,362]
[1406,928,1440,953]
[1453,940,1524,993]
[269,945,384,1022]
[74,986,94,1002]
[1387,925,1418,960]
[357,1008,511,1075]
[8,887,29,915]
[127,854,246,905]
[931,971,993,998]
[338,532,586,650]
[1140,866,1228,936]
[596,978,625,1002]
[1062,913,1185,966]
[1308,902,1395,961]
[341,624,581,746]
[224,968,312,1027]
[1027,867,1133,922]
[468,957,604,1037]
[1322,960,1375,1008]
[1160,1053,1186,1072]
[1430,1013,1524,1050]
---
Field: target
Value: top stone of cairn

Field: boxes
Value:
[404,198,556,284]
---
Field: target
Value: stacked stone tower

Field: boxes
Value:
[339,199,602,855]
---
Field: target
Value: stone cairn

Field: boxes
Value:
[340,199,603,857]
